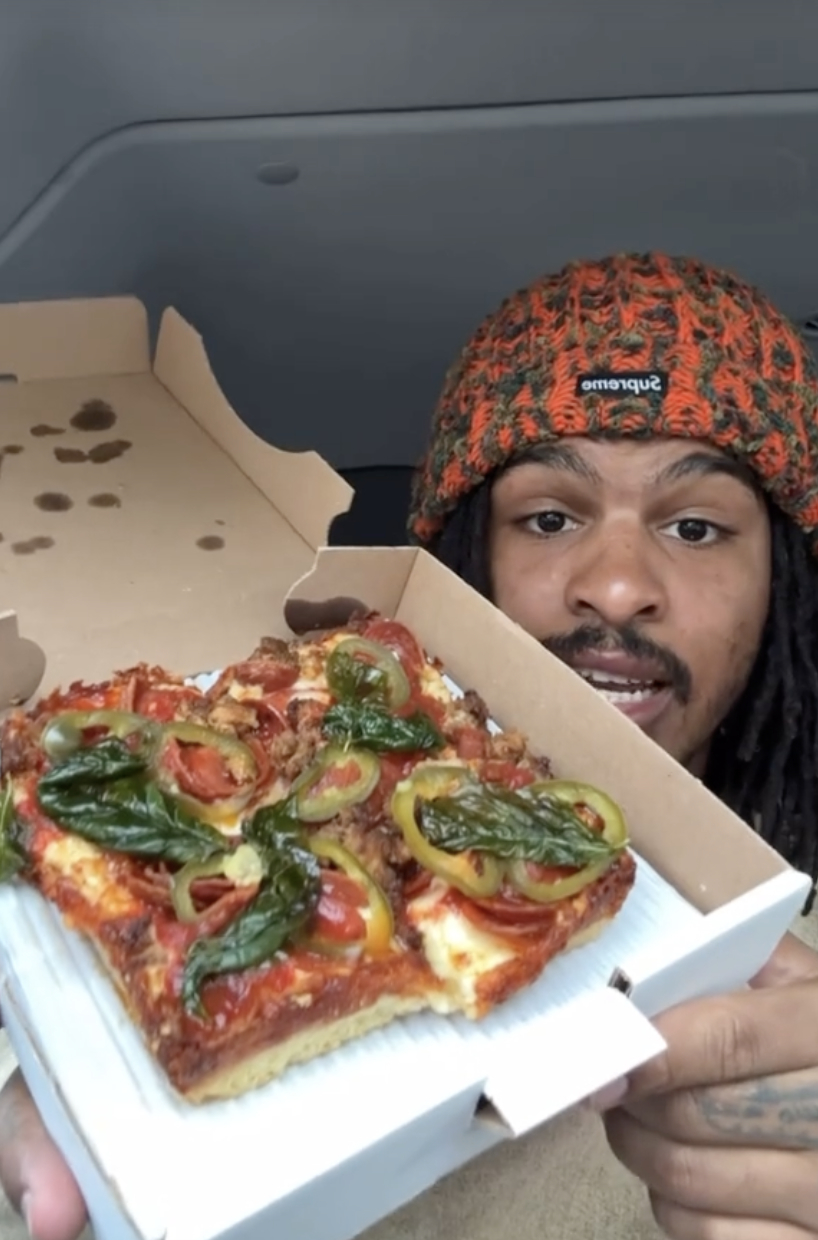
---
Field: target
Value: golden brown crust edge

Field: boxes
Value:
[183,992,431,1103]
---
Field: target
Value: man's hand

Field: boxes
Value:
[598,933,818,1238]
[0,1069,86,1240]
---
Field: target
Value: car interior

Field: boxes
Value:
[4,1,817,550]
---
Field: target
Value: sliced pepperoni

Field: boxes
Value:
[229,660,300,694]
[455,727,487,761]
[134,686,200,723]
[195,884,260,938]
[361,618,425,674]
[453,890,558,939]
[162,738,239,802]
[312,883,367,943]
[481,759,536,790]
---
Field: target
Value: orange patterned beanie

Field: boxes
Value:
[409,252,818,550]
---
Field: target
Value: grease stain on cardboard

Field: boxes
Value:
[70,400,117,433]
[53,441,132,465]
[30,424,65,438]
[34,492,73,513]
[54,447,88,464]
[88,440,132,464]
[12,536,54,556]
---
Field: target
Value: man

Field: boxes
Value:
[5,251,818,1240]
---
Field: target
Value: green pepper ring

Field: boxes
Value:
[326,637,411,708]
[506,780,629,904]
[391,762,504,899]
[292,745,381,823]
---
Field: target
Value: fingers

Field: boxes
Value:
[624,1066,818,1150]
[624,983,818,1101]
[649,1194,818,1240]
[605,1108,818,1231]
[0,1069,87,1240]
[750,934,818,990]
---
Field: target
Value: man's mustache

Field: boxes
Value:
[543,624,692,705]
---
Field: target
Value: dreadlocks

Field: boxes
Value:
[430,476,818,899]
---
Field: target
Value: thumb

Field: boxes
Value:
[0,1069,87,1240]
[750,930,818,989]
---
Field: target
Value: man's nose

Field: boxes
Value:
[564,527,667,627]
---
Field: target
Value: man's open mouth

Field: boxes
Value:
[575,669,668,707]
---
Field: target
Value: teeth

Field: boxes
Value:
[598,688,656,706]
[578,670,653,689]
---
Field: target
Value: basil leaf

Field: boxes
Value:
[182,809,321,1016]
[38,737,149,790]
[37,739,225,865]
[322,702,443,754]
[0,782,26,882]
[326,649,389,705]
[242,798,301,852]
[419,785,617,868]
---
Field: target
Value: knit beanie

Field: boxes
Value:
[409,252,818,551]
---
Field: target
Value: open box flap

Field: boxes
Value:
[480,988,666,1136]
[0,297,150,381]
[0,297,353,709]
[152,308,351,552]
[0,611,46,706]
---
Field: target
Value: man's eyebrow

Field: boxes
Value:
[510,444,602,484]
[653,451,759,492]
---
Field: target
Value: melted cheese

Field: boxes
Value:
[227,681,264,702]
[418,661,454,705]
[408,883,515,1016]
[41,835,140,917]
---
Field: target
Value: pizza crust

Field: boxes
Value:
[183,992,429,1103]
[185,912,617,1096]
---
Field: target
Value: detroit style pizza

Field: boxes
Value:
[0,614,636,1102]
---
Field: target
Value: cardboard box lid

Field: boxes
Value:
[0,297,352,708]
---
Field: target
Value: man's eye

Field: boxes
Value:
[523,511,579,536]
[663,518,722,545]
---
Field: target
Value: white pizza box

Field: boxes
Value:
[0,296,809,1240]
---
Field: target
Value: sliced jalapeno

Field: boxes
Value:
[154,722,260,823]
[308,836,394,957]
[507,780,628,904]
[41,710,160,760]
[171,843,264,923]
[293,746,381,823]
[326,637,411,708]
[390,762,503,899]
[160,722,257,783]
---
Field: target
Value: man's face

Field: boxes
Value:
[488,438,772,774]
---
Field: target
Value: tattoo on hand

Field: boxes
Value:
[699,1071,818,1149]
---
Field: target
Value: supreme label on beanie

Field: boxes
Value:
[575,370,669,397]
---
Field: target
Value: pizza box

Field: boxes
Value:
[0,296,809,1240]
